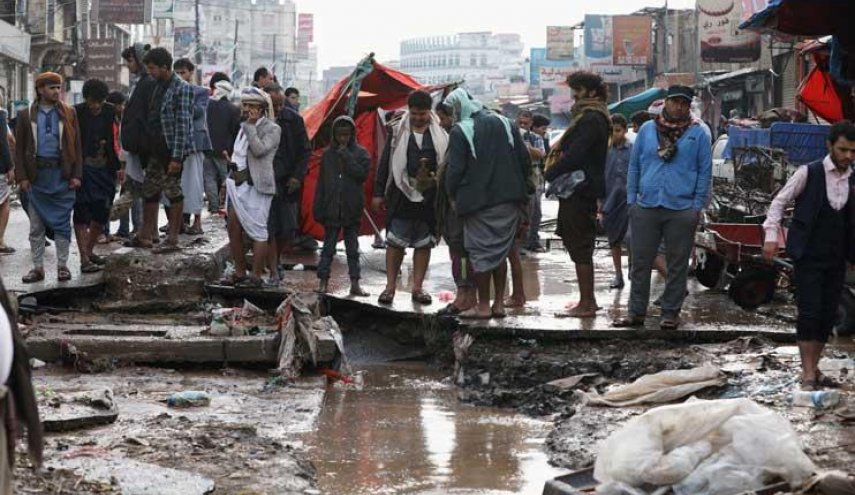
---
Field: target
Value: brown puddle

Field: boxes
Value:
[303,362,565,494]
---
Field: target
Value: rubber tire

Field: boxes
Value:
[695,253,726,289]
[729,269,777,310]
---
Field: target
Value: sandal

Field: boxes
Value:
[612,315,646,328]
[437,303,462,317]
[22,268,45,284]
[660,317,681,330]
[89,254,107,266]
[378,290,395,305]
[0,246,15,254]
[123,236,153,249]
[57,266,72,282]
[80,262,103,274]
[185,225,204,236]
[235,275,262,288]
[153,242,182,254]
[411,289,433,305]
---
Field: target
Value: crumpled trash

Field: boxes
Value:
[166,391,211,408]
[209,300,270,336]
[275,293,352,379]
[582,365,725,407]
[802,471,855,495]
[594,398,816,495]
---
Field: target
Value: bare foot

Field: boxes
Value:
[491,304,507,318]
[564,304,598,318]
[504,295,526,308]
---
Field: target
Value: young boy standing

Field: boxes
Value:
[314,116,371,296]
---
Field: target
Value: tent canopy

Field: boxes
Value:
[300,56,443,241]
[739,0,852,37]
[608,88,667,119]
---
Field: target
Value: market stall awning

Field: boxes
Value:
[739,0,852,37]
[608,88,666,119]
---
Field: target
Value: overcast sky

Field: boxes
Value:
[296,0,698,71]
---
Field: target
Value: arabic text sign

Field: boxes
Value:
[698,0,761,62]
[84,39,119,88]
[546,26,574,60]
[92,0,152,24]
[298,13,314,42]
[612,15,652,66]
[539,66,574,90]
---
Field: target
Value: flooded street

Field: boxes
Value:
[304,362,565,495]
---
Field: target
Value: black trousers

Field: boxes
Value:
[318,223,361,281]
[794,257,846,343]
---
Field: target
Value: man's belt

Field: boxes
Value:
[229,165,253,187]
[36,157,60,169]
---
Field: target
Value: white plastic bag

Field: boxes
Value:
[584,365,725,407]
[594,398,816,493]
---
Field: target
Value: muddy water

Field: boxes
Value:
[303,362,565,495]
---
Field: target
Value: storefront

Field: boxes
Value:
[0,20,31,108]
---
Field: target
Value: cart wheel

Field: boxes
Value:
[695,253,725,289]
[729,269,777,310]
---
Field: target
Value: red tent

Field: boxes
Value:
[300,56,428,241]
[798,45,850,123]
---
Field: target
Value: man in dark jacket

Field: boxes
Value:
[762,121,855,390]
[444,89,531,319]
[121,43,157,248]
[73,79,121,274]
[205,73,240,213]
[314,116,370,296]
[372,90,448,306]
[0,275,44,490]
[264,84,310,284]
[544,71,611,318]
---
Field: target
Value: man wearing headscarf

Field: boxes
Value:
[224,88,281,287]
[443,88,531,319]
[544,71,611,318]
[205,73,240,214]
[372,90,448,306]
[15,72,83,283]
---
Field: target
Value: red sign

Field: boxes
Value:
[612,15,652,66]
[298,13,314,43]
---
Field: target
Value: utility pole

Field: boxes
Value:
[663,0,669,73]
[272,35,277,82]
[194,0,202,84]
[231,19,239,80]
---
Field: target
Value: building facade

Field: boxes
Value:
[399,32,525,101]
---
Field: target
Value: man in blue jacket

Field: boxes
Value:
[614,85,712,330]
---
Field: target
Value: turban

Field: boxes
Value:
[240,87,275,118]
[35,72,62,88]
[212,80,234,102]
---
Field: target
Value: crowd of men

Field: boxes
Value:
[0,43,311,289]
[0,48,851,396]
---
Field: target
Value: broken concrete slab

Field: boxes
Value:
[26,323,279,365]
[53,457,215,495]
[40,388,119,432]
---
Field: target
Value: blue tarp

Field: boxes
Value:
[723,123,830,165]
[739,0,848,37]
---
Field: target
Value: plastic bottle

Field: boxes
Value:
[167,391,211,408]
[788,390,841,408]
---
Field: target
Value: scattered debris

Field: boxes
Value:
[544,373,603,393]
[275,293,351,379]
[208,300,272,336]
[39,388,119,432]
[166,391,211,408]
[582,365,726,407]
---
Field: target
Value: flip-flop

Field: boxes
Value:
[458,308,492,320]
[22,269,45,284]
[411,289,433,305]
[660,318,681,330]
[378,290,395,305]
[816,372,842,389]
[612,316,646,328]
[123,237,153,249]
[0,246,15,254]
[491,309,507,319]
[57,266,72,282]
[80,262,103,274]
[153,243,182,254]
[437,304,462,316]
